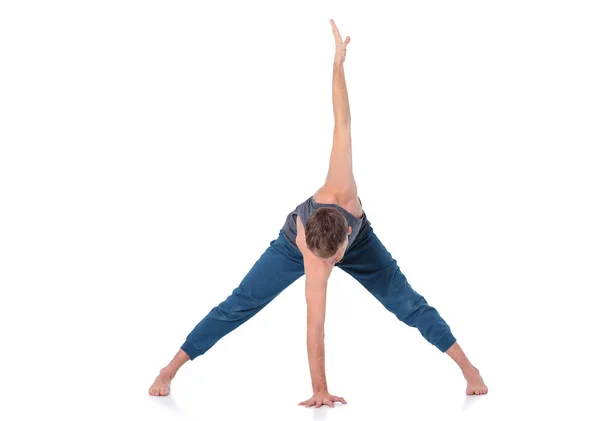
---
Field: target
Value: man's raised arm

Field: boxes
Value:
[324,20,357,197]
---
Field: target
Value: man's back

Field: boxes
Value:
[281,186,370,252]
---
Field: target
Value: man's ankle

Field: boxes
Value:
[160,367,177,379]
[463,366,479,378]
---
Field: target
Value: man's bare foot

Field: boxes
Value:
[464,367,488,395]
[149,368,175,396]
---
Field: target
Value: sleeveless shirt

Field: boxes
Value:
[281,195,371,251]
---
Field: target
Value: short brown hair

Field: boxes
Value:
[305,208,348,259]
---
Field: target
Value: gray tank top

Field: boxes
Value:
[281,195,371,251]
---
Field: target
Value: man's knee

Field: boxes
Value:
[395,295,430,326]
[213,288,262,320]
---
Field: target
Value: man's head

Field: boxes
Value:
[305,207,352,264]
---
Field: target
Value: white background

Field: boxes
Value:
[1,1,599,420]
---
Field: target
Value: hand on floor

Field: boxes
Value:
[298,391,347,408]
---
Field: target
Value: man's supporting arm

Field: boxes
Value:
[304,257,334,393]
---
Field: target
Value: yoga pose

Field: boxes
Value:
[149,19,488,407]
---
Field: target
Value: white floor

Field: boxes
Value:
[6,257,598,421]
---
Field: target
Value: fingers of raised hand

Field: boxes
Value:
[330,21,350,52]
[330,19,341,40]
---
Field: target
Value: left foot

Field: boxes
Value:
[464,367,488,395]
[149,368,175,396]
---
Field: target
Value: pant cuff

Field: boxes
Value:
[181,340,201,361]
[436,332,457,353]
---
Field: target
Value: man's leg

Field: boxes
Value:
[149,230,305,396]
[336,226,488,395]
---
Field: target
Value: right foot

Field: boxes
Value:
[464,367,488,395]
[149,368,175,396]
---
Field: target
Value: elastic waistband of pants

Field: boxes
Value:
[348,221,373,251]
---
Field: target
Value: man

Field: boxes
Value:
[149,19,488,407]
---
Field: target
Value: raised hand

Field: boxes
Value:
[298,391,347,408]
[330,19,350,65]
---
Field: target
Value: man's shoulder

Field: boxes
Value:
[313,185,355,204]
[313,185,362,219]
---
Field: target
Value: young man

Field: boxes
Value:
[149,19,488,407]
